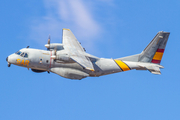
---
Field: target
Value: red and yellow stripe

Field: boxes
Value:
[114,60,131,71]
[151,49,164,64]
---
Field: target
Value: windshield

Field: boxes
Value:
[15,51,22,55]
[15,51,28,58]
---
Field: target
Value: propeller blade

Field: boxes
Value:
[48,34,50,44]
[54,45,57,56]
[47,34,50,50]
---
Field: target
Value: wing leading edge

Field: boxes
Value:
[62,28,94,71]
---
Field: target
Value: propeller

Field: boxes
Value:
[6,57,11,67]
[54,45,57,56]
[45,34,51,50]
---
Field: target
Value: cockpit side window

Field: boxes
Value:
[20,52,25,57]
[24,53,28,58]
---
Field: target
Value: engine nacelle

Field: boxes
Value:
[57,54,70,61]
[56,54,74,63]
[45,43,64,50]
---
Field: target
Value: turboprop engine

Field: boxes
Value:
[44,35,64,51]
[51,51,74,63]
[55,54,74,63]
[45,43,64,51]
[45,35,73,62]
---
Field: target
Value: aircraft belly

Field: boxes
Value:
[50,67,89,80]
[52,62,83,70]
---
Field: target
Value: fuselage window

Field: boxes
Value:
[40,59,42,64]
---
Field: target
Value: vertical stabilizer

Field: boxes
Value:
[139,31,170,64]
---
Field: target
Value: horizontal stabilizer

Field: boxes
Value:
[137,63,164,75]
[150,71,161,75]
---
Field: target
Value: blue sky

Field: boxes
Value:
[1,0,180,120]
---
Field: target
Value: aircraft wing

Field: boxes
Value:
[62,28,94,71]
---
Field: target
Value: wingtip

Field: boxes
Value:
[63,28,70,31]
[91,69,95,72]
[86,67,95,72]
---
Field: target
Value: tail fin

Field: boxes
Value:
[118,31,170,64]
[139,31,170,64]
[117,31,170,75]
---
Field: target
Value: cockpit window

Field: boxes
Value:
[20,52,24,57]
[15,51,22,55]
[15,51,28,58]
[24,53,28,58]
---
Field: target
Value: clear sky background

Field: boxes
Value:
[1,0,180,120]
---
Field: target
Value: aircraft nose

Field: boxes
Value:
[6,57,8,62]
[6,56,11,67]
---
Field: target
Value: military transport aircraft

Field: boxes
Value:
[6,29,170,80]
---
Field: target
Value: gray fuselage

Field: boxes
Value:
[7,48,124,79]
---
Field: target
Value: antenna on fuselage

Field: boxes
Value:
[26,46,29,48]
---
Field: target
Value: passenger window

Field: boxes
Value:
[40,59,42,64]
